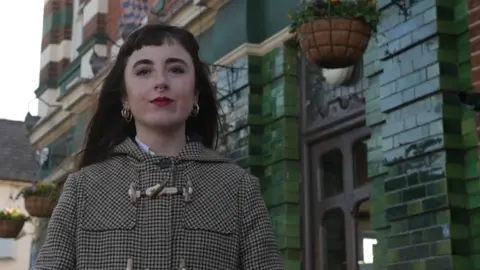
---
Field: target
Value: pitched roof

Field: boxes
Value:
[0,118,38,182]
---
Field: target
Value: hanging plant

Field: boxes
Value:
[0,208,27,238]
[18,181,61,218]
[289,0,381,69]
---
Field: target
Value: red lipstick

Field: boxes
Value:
[150,97,173,106]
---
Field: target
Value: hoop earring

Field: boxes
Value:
[121,108,133,122]
[190,104,200,117]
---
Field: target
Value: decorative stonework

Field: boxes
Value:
[38,0,73,90]
[304,60,365,125]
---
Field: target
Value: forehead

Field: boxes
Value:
[126,44,192,66]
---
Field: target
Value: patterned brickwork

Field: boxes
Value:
[39,0,73,88]
[82,13,107,43]
[105,0,160,50]
[469,0,480,91]
[261,46,301,270]
[467,1,480,269]
[366,0,477,269]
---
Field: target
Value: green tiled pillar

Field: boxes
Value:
[216,45,302,268]
[366,0,477,269]
[261,45,301,270]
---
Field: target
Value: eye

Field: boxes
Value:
[135,68,151,76]
[170,66,185,74]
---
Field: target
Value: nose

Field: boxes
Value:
[154,82,168,91]
[154,72,169,91]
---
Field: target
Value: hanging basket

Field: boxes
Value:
[298,18,372,69]
[0,219,25,238]
[25,196,57,218]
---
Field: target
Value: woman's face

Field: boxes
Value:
[123,43,196,131]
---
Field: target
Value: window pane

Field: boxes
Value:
[357,200,376,268]
[0,238,15,259]
[353,139,369,187]
[321,149,343,198]
[323,208,346,270]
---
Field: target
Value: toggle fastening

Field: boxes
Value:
[128,183,140,204]
[126,258,133,270]
[178,259,186,270]
[159,187,179,195]
[129,181,181,204]
[145,181,169,198]
[183,180,193,202]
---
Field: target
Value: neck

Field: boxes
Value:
[135,125,186,157]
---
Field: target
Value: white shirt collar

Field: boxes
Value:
[135,136,192,156]
[135,137,154,154]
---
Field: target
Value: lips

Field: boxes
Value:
[150,97,173,106]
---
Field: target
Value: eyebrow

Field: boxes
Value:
[165,57,188,66]
[132,59,153,68]
[132,57,188,69]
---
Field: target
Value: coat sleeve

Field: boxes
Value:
[32,173,78,269]
[239,172,284,269]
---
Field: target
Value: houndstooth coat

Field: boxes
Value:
[32,138,283,270]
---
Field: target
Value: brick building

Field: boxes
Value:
[470,1,480,90]
[27,0,480,269]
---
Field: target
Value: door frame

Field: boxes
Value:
[300,113,371,270]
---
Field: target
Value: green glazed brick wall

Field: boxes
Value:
[366,0,478,269]
[215,44,301,269]
[261,45,301,270]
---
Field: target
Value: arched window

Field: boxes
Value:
[310,127,372,269]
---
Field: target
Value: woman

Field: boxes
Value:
[32,23,283,270]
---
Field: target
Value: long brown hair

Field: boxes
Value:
[78,23,220,169]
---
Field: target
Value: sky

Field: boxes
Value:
[0,2,43,121]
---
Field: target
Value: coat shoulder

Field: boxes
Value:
[77,156,130,177]
[74,156,134,185]
[198,161,250,186]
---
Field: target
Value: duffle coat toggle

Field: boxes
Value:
[128,181,182,204]
[145,181,169,197]
[178,259,187,270]
[183,180,193,202]
[128,182,139,204]
[125,258,133,270]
